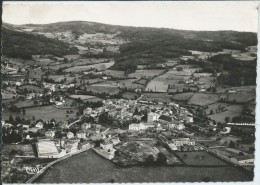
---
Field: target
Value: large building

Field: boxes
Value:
[36,140,60,158]
[129,123,146,131]
[147,112,160,124]
[172,138,195,147]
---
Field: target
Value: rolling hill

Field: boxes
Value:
[1,21,257,69]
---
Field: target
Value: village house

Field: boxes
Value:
[129,123,146,131]
[147,112,160,124]
[79,140,94,150]
[158,115,172,125]
[100,140,114,151]
[35,122,44,129]
[84,107,93,116]
[110,137,121,145]
[172,138,196,147]
[45,130,55,138]
[65,140,79,154]
[67,132,75,139]
[76,130,86,139]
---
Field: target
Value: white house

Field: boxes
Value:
[100,141,114,151]
[76,131,86,139]
[147,112,160,124]
[129,123,146,131]
[45,130,55,138]
[172,138,195,147]
[175,123,185,130]
[35,122,44,129]
[67,132,75,139]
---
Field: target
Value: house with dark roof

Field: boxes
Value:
[158,115,172,124]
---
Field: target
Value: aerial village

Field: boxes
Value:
[2,23,256,183]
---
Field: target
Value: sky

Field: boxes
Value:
[2,1,259,32]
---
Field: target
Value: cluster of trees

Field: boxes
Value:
[2,27,77,59]
[209,54,257,86]
[145,152,167,166]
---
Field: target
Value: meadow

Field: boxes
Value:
[36,150,253,183]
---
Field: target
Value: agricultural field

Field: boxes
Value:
[104,70,126,78]
[232,52,256,61]
[18,85,44,93]
[141,93,173,103]
[211,147,247,159]
[2,105,79,122]
[13,100,35,108]
[205,102,230,115]
[70,94,96,100]
[122,92,139,100]
[91,80,119,87]
[64,61,114,72]
[171,92,195,102]
[188,93,219,106]
[145,79,168,92]
[208,104,244,123]
[83,79,105,85]
[128,70,165,79]
[86,86,121,95]
[36,150,253,183]
[64,54,81,61]
[118,79,144,90]
[175,151,229,166]
[226,91,255,103]
[83,97,104,103]
[33,57,55,66]
[2,92,17,100]
[28,69,45,80]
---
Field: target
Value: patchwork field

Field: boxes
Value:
[36,150,253,183]
[64,61,114,72]
[175,151,228,166]
[128,70,165,79]
[18,85,44,93]
[208,105,243,123]
[86,86,121,95]
[118,79,144,90]
[188,93,219,106]
[2,105,79,122]
[171,92,195,102]
[104,70,126,78]
[122,92,139,100]
[141,93,173,103]
[70,95,96,100]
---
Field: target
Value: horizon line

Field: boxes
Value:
[3,20,258,33]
